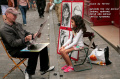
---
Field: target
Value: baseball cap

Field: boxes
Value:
[5,7,20,15]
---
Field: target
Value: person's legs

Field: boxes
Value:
[36,2,41,17]
[19,5,27,24]
[63,48,74,66]
[13,51,39,75]
[26,53,39,75]
[32,4,34,9]
[41,1,46,16]
[60,50,69,66]
[55,4,59,21]
[60,47,75,72]
[14,0,18,10]
[60,47,74,66]
[29,1,32,9]
[46,3,50,13]
[39,47,49,71]
[33,3,36,8]
[38,1,45,17]
[57,3,61,23]
[33,0,36,10]
[1,5,8,22]
[23,6,27,19]
[41,8,44,17]
[43,0,46,14]
[55,3,61,26]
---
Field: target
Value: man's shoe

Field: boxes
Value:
[39,15,42,18]
[41,66,55,75]
[42,15,44,17]
[48,66,55,71]
[25,72,32,79]
[23,24,27,26]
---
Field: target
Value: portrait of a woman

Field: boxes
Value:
[62,3,71,27]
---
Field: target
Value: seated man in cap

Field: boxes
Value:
[0,7,54,79]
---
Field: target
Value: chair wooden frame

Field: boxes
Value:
[69,47,92,72]
[0,37,27,79]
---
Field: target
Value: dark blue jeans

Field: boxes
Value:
[19,5,27,24]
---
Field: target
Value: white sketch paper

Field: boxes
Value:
[72,2,83,16]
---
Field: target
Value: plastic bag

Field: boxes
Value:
[88,46,111,65]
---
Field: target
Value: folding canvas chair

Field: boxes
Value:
[68,32,95,71]
[83,32,96,49]
[0,37,27,79]
[69,47,92,72]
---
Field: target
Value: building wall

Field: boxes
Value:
[90,0,112,26]
[84,0,120,28]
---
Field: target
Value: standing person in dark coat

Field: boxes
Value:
[36,0,46,18]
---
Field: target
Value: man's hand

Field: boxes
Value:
[33,33,41,39]
[25,35,32,42]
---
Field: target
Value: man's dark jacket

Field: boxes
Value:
[0,22,34,56]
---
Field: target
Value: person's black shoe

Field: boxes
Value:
[39,15,42,18]
[39,15,44,18]
[57,23,60,26]
[42,15,44,17]
[40,66,55,75]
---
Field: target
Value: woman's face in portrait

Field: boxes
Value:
[63,8,69,19]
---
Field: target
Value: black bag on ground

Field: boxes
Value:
[104,46,112,65]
